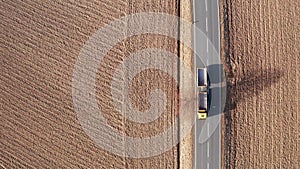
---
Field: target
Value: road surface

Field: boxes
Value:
[193,0,223,169]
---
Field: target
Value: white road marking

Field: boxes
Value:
[207,38,209,53]
[206,18,208,32]
[207,122,210,157]
[206,1,210,168]
[207,141,210,157]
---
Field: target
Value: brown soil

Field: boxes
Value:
[2,0,298,168]
[0,0,194,168]
[220,0,299,168]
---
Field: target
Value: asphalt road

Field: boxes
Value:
[193,0,222,169]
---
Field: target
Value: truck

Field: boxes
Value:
[197,68,209,120]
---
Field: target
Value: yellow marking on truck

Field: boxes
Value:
[198,112,207,120]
